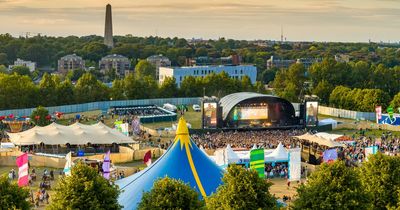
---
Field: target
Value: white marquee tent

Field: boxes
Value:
[265,142,289,162]
[7,122,135,146]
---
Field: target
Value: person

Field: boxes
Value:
[204,103,216,127]
[50,170,54,180]
[11,168,16,180]
[43,190,50,204]
[8,170,13,181]
[306,103,316,125]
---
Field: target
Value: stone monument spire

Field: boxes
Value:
[104,4,114,48]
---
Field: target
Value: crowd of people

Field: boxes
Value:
[191,129,306,150]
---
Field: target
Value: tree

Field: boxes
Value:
[313,80,333,105]
[206,164,276,210]
[56,79,75,105]
[135,60,156,79]
[74,73,109,103]
[11,66,31,76]
[0,175,31,210]
[30,106,51,126]
[48,163,121,210]
[138,177,203,210]
[0,73,38,109]
[390,92,400,110]
[110,79,126,100]
[292,161,370,210]
[359,153,400,209]
[39,73,58,106]
[159,77,178,98]
[0,65,8,74]
[0,52,8,65]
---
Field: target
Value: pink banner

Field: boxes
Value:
[16,153,29,187]
[376,106,382,120]
[102,151,111,180]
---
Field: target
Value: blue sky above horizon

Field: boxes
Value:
[0,0,399,42]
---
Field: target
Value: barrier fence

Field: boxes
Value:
[318,106,376,121]
[0,97,202,117]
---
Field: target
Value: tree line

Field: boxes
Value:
[0,71,263,110]
[1,33,399,83]
[273,59,400,112]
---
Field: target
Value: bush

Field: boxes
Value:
[206,164,277,210]
[138,177,204,210]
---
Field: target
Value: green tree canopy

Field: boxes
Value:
[0,175,31,210]
[48,163,121,210]
[11,65,31,76]
[359,153,400,209]
[39,73,58,106]
[135,60,156,79]
[159,77,178,98]
[30,106,51,126]
[206,164,277,210]
[138,177,203,210]
[74,73,109,103]
[390,92,400,110]
[292,161,370,210]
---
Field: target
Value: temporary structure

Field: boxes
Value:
[214,144,242,167]
[7,122,134,145]
[116,118,223,210]
[314,132,343,141]
[265,142,289,162]
[294,133,343,148]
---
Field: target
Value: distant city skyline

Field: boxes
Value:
[0,0,400,42]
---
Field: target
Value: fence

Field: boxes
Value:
[318,106,376,121]
[0,97,202,117]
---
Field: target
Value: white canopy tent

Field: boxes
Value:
[214,144,242,166]
[314,132,343,141]
[265,142,289,162]
[294,133,343,148]
[7,122,135,146]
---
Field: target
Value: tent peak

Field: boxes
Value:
[176,117,189,136]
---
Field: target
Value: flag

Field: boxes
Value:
[288,148,301,182]
[323,149,337,163]
[250,149,265,178]
[144,150,152,166]
[376,106,382,122]
[63,152,72,176]
[365,146,378,161]
[102,150,111,180]
[387,107,394,119]
[16,153,29,187]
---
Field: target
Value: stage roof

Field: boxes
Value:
[7,122,135,146]
[219,92,293,121]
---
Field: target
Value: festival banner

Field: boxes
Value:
[365,146,378,161]
[288,148,301,182]
[250,149,265,178]
[63,152,72,176]
[323,149,337,163]
[144,150,152,167]
[102,150,111,180]
[375,106,382,122]
[16,153,29,187]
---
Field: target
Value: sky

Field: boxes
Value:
[0,0,399,42]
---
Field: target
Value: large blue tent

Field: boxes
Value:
[116,118,224,209]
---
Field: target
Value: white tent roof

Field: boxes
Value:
[314,132,343,141]
[265,142,289,162]
[7,122,135,146]
[226,144,241,164]
[294,133,343,148]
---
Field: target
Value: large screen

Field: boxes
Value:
[306,101,318,126]
[238,106,268,120]
[203,102,217,128]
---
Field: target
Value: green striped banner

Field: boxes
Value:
[250,149,265,178]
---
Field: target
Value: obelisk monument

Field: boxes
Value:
[104,4,114,48]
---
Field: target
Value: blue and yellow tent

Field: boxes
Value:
[116,117,224,210]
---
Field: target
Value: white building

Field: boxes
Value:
[9,58,36,72]
[147,55,171,79]
[159,65,257,87]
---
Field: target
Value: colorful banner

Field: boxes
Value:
[376,106,382,122]
[132,117,141,135]
[250,149,265,178]
[378,114,400,126]
[323,149,337,163]
[365,146,378,161]
[387,107,394,119]
[16,153,29,187]
[63,152,72,176]
[102,151,111,180]
[144,150,152,167]
[288,148,301,182]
